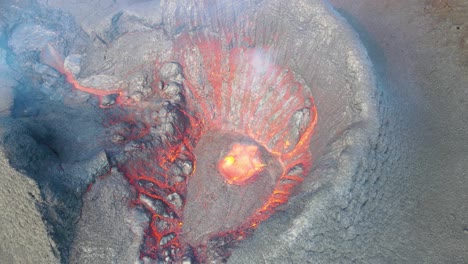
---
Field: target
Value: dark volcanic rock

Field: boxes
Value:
[70,170,148,264]
[61,151,110,195]
[0,146,59,264]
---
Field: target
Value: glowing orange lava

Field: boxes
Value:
[42,25,318,262]
[218,143,265,185]
[41,44,123,106]
[176,31,318,240]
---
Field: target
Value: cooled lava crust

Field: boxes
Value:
[42,30,317,262]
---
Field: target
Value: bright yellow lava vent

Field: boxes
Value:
[218,143,266,185]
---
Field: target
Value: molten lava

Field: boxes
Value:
[42,26,318,262]
[41,43,123,105]
[177,31,318,260]
[218,143,265,185]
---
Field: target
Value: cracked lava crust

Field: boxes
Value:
[41,31,317,262]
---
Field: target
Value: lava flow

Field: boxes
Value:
[41,29,317,263]
[41,43,124,106]
[175,32,318,261]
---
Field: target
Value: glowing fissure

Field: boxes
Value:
[43,29,317,262]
